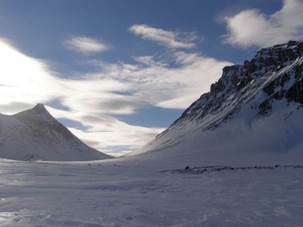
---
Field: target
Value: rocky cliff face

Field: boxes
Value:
[139,41,303,157]
[172,41,303,129]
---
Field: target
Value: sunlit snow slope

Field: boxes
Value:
[0,104,110,161]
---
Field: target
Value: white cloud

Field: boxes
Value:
[224,0,303,47]
[97,51,231,109]
[0,36,230,156]
[0,38,59,106]
[47,107,164,156]
[129,24,197,49]
[64,36,110,54]
[0,38,160,156]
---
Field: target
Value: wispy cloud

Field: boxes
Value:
[223,0,303,48]
[47,107,164,156]
[96,51,231,109]
[64,36,110,54]
[129,24,198,49]
[0,38,160,156]
[0,34,230,156]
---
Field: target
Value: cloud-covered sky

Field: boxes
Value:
[0,0,301,156]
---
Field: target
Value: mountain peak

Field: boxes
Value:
[13,103,55,124]
[31,103,49,114]
[2,103,111,161]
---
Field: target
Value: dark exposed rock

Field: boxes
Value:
[286,80,303,103]
[159,41,303,137]
[259,99,272,115]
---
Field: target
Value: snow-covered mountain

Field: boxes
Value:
[132,41,303,165]
[0,104,111,161]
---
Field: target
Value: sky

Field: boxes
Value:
[0,0,303,156]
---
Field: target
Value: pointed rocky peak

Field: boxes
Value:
[31,103,50,115]
[13,103,55,122]
[0,103,111,161]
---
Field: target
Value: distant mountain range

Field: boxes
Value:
[0,104,110,161]
[131,41,303,166]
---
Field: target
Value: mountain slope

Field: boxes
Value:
[0,104,111,161]
[131,41,303,165]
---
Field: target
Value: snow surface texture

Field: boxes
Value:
[0,104,110,161]
[130,41,303,166]
[0,42,303,226]
[0,159,302,227]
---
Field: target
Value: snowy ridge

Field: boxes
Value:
[0,104,111,161]
[132,41,303,164]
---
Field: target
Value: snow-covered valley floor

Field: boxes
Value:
[0,159,303,227]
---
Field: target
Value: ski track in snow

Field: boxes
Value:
[0,159,302,227]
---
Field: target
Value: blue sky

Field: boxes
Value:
[0,0,302,156]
